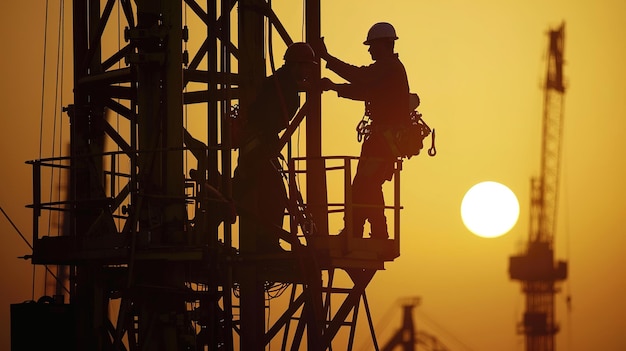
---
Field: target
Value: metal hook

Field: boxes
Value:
[428,129,437,157]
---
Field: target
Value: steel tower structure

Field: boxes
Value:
[12,1,405,350]
[509,23,568,351]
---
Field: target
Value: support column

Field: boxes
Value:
[238,1,267,349]
[305,1,326,348]
[305,0,328,236]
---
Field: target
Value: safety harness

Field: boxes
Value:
[356,99,437,158]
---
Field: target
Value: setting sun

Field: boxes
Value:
[461,181,520,238]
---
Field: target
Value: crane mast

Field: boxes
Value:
[509,23,568,351]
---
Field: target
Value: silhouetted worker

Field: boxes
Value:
[184,128,236,245]
[233,42,317,253]
[317,22,410,239]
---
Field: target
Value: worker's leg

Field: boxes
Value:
[256,159,288,252]
[351,134,394,239]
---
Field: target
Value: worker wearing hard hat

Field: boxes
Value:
[317,22,410,239]
[233,42,317,253]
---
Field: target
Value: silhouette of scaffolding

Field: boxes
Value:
[13,1,405,350]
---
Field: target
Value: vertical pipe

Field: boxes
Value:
[220,0,233,247]
[163,0,185,243]
[110,153,116,197]
[305,0,328,236]
[344,157,352,246]
[304,3,326,347]
[238,1,266,349]
[205,1,219,349]
[219,1,234,350]
[72,1,99,349]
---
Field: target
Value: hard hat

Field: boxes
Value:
[364,22,398,45]
[284,42,317,64]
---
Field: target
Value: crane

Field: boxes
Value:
[509,23,568,351]
[380,298,450,351]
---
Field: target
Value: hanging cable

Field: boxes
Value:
[39,0,50,159]
[267,0,276,74]
[43,0,66,298]
[37,0,51,300]
[58,0,65,230]
[301,0,305,41]
[47,0,64,235]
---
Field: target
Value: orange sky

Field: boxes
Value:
[1,0,625,350]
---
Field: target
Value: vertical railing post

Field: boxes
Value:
[32,160,41,244]
[393,159,402,254]
[344,157,352,247]
[288,158,297,236]
[110,153,116,198]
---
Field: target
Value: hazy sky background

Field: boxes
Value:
[1,0,625,350]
